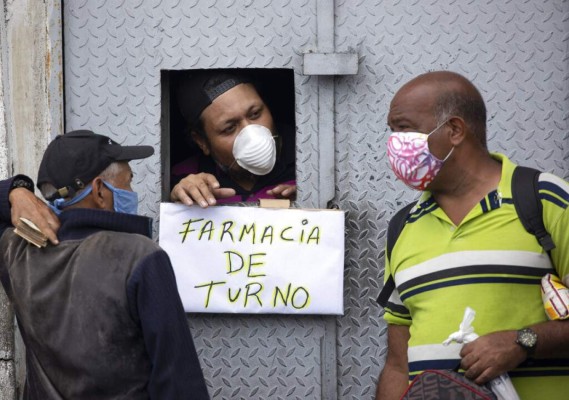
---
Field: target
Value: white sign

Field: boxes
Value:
[159,203,345,314]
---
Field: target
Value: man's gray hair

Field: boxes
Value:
[98,162,123,181]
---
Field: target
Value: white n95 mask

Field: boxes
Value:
[232,124,277,176]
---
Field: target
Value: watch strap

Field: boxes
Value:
[10,175,34,193]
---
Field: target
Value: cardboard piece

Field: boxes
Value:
[259,198,291,209]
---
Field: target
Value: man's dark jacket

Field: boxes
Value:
[0,177,210,399]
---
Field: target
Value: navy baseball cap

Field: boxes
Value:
[37,130,154,200]
[176,70,248,125]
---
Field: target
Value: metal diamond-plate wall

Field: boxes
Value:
[63,0,569,399]
[64,1,327,399]
[333,1,568,399]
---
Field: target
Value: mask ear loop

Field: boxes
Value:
[227,159,237,171]
[214,158,237,174]
[427,119,451,137]
[427,119,453,162]
[441,146,455,162]
[49,185,93,214]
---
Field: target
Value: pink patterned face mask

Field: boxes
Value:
[387,121,453,191]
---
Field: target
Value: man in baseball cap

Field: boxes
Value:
[0,130,209,399]
[171,69,296,207]
[37,129,154,212]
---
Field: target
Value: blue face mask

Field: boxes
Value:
[49,186,94,215]
[103,181,139,215]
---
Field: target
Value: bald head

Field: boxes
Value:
[393,71,487,147]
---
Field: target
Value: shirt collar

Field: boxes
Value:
[413,152,517,222]
[58,208,153,241]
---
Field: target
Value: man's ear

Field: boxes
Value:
[191,131,210,156]
[90,177,110,209]
[447,116,467,146]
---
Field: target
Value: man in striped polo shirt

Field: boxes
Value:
[375,71,569,399]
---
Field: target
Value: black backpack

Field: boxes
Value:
[377,166,555,307]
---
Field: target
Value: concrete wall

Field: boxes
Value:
[0,0,63,398]
[0,3,17,397]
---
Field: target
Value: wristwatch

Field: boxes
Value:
[515,327,538,354]
[10,175,34,193]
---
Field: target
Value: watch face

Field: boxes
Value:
[517,328,538,349]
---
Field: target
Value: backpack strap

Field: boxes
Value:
[512,166,555,253]
[377,201,417,307]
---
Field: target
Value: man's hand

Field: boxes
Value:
[267,184,296,200]
[9,188,60,245]
[460,330,526,385]
[170,173,236,208]
[376,324,410,400]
